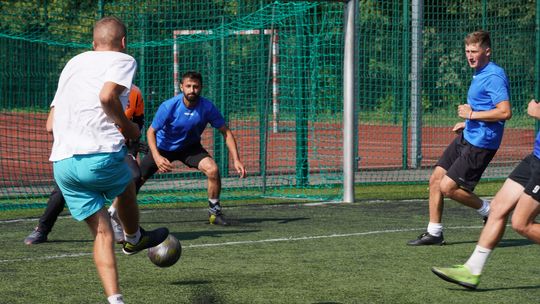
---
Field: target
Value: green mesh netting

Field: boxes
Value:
[0,0,537,208]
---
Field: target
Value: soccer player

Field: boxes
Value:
[47,17,167,304]
[24,84,145,245]
[407,30,512,246]
[432,98,540,289]
[136,71,247,226]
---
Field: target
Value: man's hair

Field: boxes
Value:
[464,30,491,49]
[93,16,127,49]
[181,71,203,85]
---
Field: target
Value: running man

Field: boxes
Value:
[408,30,512,246]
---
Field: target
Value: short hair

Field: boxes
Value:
[464,30,491,49]
[93,16,127,49]
[181,71,203,86]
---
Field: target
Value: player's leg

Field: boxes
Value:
[441,142,496,217]
[198,156,229,226]
[85,208,121,299]
[135,151,159,193]
[24,184,66,245]
[408,136,466,246]
[511,195,540,243]
[53,155,124,301]
[432,156,530,289]
[511,154,540,243]
[108,155,141,243]
[407,166,446,245]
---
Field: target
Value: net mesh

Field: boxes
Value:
[0,0,537,208]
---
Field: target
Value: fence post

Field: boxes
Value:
[343,0,357,203]
[410,0,423,169]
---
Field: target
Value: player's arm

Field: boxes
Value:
[46,106,55,134]
[527,99,540,119]
[218,125,246,178]
[100,81,140,140]
[458,100,512,122]
[146,126,172,173]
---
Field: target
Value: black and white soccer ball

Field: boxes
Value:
[147,234,182,267]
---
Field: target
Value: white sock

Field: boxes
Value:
[427,222,443,237]
[209,198,219,205]
[108,205,117,216]
[477,199,490,217]
[124,228,142,245]
[108,294,124,304]
[465,245,492,275]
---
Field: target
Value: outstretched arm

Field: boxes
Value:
[218,125,246,178]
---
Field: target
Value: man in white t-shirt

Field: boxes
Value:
[48,16,168,304]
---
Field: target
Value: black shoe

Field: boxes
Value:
[209,212,230,226]
[24,228,48,245]
[407,232,445,246]
[122,227,169,255]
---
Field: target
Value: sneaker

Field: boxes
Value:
[431,265,480,289]
[407,232,445,246]
[209,212,230,226]
[122,227,169,255]
[24,228,48,245]
[109,211,125,244]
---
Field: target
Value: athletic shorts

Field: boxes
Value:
[138,142,210,181]
[53,148,132,221]
[436,133,497,192]
[508,153,540,201]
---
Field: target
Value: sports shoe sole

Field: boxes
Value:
[431,267,478,290]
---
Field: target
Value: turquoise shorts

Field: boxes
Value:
[53,148,132,221]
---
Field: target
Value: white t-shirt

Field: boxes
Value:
[49,51,137,161]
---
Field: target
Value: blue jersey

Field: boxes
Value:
[151,94,225,151]
[533,130,540,159]
[464,62,510,150]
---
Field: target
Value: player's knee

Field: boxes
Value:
[205,166,220,180]
[439,182,454,197]
[511,216,529,237]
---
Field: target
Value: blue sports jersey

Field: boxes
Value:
[151,94,225,151]
[463,62,510,150]
[533,130,540,159]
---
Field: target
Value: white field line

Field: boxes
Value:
[0,225,486,264]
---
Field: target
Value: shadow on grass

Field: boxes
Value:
[445,238,534,248]
[142,216,310,226]
[448,285,540,292]
[172,280,211,286]
[171,229,260,241]
[497,238,534,247]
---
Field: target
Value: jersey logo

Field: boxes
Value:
[533,185,540,194]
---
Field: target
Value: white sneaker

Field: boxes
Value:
[109,210,125,244]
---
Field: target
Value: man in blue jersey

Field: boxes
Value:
[137,71,246,226]
[408,30,512,246]
[432,98,540,289]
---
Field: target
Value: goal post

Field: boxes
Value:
[173,29,281,133]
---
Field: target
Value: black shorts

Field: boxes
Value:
[139,142,211,180]
[508,153,540,201]
[436,133,497,192]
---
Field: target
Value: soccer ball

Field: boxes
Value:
[147,234,182,267]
